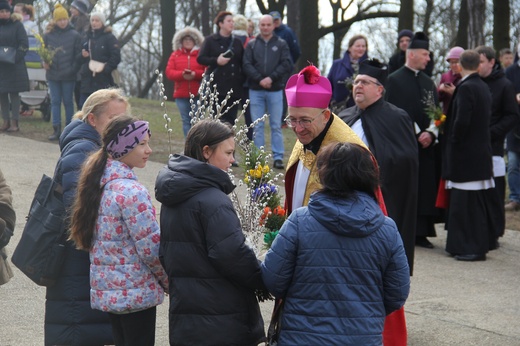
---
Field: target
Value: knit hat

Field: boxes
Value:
[358,59,388,86]
[285,65,332,109]
[397,29,413,43]
[446,46,464,61]
[409,32,429,50]
[90,12,106,26]
[71,0,88,15]
[53,4,69,21]
[0,0,11,12]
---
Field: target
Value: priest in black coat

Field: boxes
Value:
[441,50,494,261]
[385,32,440,249]
[339,59,419,274]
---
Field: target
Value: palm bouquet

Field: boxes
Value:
[155,71,286,257]
[423,90,445,131]
[34,34,61,65]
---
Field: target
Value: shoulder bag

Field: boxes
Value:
[11,173,67,286]
[88,40,106,76]
[11,139,85,286]
[0,46,16,64]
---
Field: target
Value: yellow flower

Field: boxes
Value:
[34,33,62,65]
[244,176,250,184]
[262,165,270,174]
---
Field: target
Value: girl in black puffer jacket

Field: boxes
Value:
[78,12,120,108]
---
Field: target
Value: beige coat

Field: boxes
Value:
[0,169,15,285]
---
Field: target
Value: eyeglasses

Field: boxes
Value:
[353,79,381,87]
[285,109,326,129]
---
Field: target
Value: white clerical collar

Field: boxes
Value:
[405,65,420,76]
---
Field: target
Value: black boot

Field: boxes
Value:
[48,125,61,141]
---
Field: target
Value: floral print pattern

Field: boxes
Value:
[90,159,168,313]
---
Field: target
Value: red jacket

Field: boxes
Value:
[165,48,205,99]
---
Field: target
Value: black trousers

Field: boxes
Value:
[108,306,157,346]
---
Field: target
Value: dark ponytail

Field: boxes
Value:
[69,114,138,250]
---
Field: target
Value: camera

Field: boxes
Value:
[222,49,234,58]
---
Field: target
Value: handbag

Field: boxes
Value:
[267,298,285,346]
[11,139,86,287]
[89,60,106,74]
[11,174,67,286]
[0,46,16,64]
[88,40,106,75]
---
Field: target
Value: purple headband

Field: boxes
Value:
[107,121,151,159]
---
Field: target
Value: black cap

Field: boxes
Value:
[409,32,429,50]
[359,59,388,86]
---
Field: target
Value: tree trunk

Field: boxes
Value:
[423,0,433,34]
[398,0,414,31]
[139,0,175,99]
[299,0,319,69]
[456,0,468,48]
[493,0,510,51]
[467,0,485,48]
[201,0,211,36]
[286,0,300,46]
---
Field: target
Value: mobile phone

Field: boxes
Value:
[222,49,234,58]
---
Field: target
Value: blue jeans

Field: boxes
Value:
[249,89,284,161]
[175,98,195,138]
[48,80,75,126]
[508,151,520,203]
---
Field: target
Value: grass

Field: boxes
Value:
[10,100,520,231]
[10,96,298,166]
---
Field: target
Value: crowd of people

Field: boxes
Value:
[0,0,120,139]
[2,4,520,346]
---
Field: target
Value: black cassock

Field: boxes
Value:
[385,67,441,237]
[339,98,419,274]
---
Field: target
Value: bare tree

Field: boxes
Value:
[467,0,485,48]
[325,0,399,59]
[398,0,414,31]
[493,0,510,52]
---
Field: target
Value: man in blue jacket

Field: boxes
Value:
[269,10,300,64]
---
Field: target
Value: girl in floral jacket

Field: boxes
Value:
[69,115,168,346]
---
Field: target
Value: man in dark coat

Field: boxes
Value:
[388,29,434,77]
[475,46,519,240]
[385,32,440,249]
[441,50,494,261]
[339,59,418,275]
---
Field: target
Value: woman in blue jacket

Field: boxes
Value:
[262,142,410,346]
[327,34,368,112]
[44,88,129,346]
